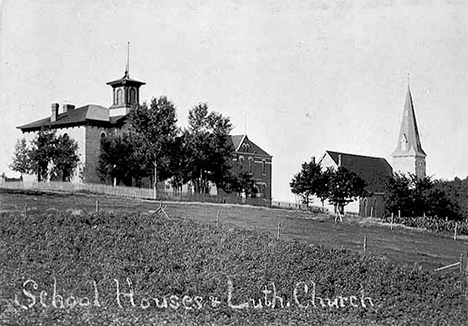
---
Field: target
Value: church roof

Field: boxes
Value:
[392,86,426,157]
[17,105,124,132]
[230,134,272,157]
[321,150,393,193]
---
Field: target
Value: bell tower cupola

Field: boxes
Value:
[106,42,146,117]
[391,82,427,179]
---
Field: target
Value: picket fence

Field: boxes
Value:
[0,180,327,212]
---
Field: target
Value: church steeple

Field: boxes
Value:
[391,84,427,178]
[107,43,145,117]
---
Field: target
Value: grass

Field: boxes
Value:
[1,189,468,325]
[1,188,467,271]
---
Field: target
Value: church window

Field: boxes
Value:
[262,160,266,175]
[248,157,254,173]
[117,89,123,105]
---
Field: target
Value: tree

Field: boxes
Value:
[181,103,235,194]
[28,129,58,181]
[384,173,462,220]
[10,138,31,177]
[290,158,324,206]
[220,170,256,197]
[127,96,179,196]
[50,134,80,181]
[328,166,367,214]
[384,173,413,216]
[98,133,135,186]
[18,128,80,182]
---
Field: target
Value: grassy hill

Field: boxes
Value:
[0,189,467,325]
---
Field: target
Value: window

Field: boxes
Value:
[130,88,136,104]
[262,160,266,175]
[239,156,244,169]
[117,89,123,105]
[100,131,107,139]
[248,157,254,173]
[400,134,407,151]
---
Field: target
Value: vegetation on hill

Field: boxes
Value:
[384,173,462,220]
[290,158,367,214]
[1,209,466,325]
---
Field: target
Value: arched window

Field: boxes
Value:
[100,131,107,139]
[248,157,254,173]
[117,89,123,105]
[129,88,136,104]
[262,160,266,175]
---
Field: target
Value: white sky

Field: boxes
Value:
[1,0,467,202]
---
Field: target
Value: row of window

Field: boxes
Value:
[114,87,137,106]
[238,155,267,175]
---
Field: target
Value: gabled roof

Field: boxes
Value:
[230,134,271,157]
[230,135,246,151]
[321,150,393,193]
[392,86,426,157]
[17,104,122,132]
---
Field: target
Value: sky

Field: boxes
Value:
[0,0,467,202]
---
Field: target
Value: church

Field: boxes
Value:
[17,52,273,200]
[316,84,427,218]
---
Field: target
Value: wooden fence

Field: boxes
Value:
[0,180,313,209]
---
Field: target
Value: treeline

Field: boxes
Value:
[385,173,465,220]
[98,97,255,195]
[291,157,467,221]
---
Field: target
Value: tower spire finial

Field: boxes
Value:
[125,42,130,77]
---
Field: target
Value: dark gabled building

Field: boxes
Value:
[319,150,393,218]
[230,134,272,201]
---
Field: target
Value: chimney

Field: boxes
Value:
[62,103,75,113]
[51,103,59,122]
[311,156,315,164]
[338,154,342,167]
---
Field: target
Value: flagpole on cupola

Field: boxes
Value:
[125,42,130,77]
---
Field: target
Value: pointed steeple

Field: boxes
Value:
[392,85,426,157]
[392,84,427,178]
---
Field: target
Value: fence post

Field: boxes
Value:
[96,200,99,213]
[391,213,394,230]
[363,236,367,256]
[454,222,458,241]
[277,222,281,240]
[398,210,401,219]
[460,253,464,294]
[465,251,468,298]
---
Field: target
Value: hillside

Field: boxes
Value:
[0,190,467,325]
